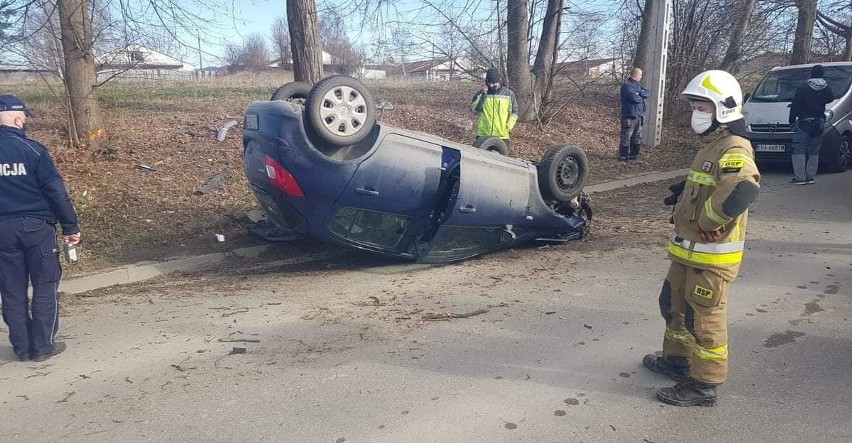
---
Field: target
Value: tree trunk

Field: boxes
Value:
[532,0,562,111]
[287,0,323,84]
[506,0,535,121]
[632,0,655,71]
[57,0,103,147]
[719,0,757,72]
[790,0,818,65]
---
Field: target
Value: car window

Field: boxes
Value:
[329,207,410,249]
[422,226,508,262]
[751,66,852,103]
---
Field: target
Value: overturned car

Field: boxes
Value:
[242,75,591,263]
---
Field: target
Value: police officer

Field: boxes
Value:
[0,94,80,362]
[642,71,760,406]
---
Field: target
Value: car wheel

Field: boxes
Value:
[270,81,311,103]
[306,75,376,147]
[538,144,589,202]
[826,133,851,173]
[473,136,510,155]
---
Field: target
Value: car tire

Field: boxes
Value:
[306,75,376,147]
[473,136,510,156]
[270,81,311,102]
[826,133,851,173]
[538,144,589,202]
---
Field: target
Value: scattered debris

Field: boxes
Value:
[248,222,301,242]
[583,324,593,329]
[422,308,489,321]
[195,169,230,195]
[217,338,261,343]
[216,120,239,142]
[215,234,225,242]
[229,347,247,355]
[57,391,76,403]
[135,164,157,173]
[221,308,249,317]
[245,209,267,223]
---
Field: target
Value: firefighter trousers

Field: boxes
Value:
[658,261,731,385]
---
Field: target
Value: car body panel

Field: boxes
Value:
[243,98,588,262]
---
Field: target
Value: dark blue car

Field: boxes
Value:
[242,76,591,263]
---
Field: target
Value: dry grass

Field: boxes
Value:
[2,73,698,274]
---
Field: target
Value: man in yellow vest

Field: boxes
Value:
[643,70,760,407]
[470,68,518,150]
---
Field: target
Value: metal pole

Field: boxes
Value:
[642,0,671,148]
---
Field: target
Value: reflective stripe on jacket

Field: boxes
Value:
[471,87,518,139]
[669,127,760,279]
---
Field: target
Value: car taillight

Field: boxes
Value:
[263,155,305,198]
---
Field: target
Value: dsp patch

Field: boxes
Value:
[693,285,714,300]
[720,158,744,172]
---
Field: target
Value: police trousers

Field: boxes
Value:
[0,217,62,358]
[658,261,731,385]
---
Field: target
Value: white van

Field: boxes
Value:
[742,62,852,172]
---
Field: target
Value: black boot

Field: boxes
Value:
[656,379,717,407]
[643,354,690,381]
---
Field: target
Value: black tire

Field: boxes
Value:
[473,136,510,156]
[306,75,376,147]
[270,81,311,102]
[538,144,589,202]
[826,133,851,173]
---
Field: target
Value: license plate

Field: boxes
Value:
[755,144,786,152]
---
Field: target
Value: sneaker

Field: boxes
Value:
[806,178,815,184]
[32,342,66,362]
[789,178,808,185]
[656,379,717,407]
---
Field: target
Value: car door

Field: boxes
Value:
[326,133,443,253]
[419,148,532,262]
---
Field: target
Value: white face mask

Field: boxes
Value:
[690,110,714,134]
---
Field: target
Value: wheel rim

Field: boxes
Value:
[839,138,850,167]
[318,85,368,137]
[556,155,580,189]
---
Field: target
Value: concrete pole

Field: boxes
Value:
[642,0,671,148]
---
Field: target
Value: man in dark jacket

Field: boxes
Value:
[619,67,651,161]
[0,94,80,363]
[788,64,834,185]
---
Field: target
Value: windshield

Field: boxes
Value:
[750,65,852,103]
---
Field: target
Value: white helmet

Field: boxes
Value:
[681,70,743,124]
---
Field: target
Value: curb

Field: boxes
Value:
[61,168,690,295]
[61,244,274,295]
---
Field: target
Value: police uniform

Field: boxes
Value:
[662,127,760,384]
[0,101,79,361]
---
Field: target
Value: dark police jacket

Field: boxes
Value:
[0,125,79,234]
[788,78,834,125]
[620,78,651,119]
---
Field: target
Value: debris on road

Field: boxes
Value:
[195,169,230,195]
[229,347,247,355]
[217,338,261,343]
[135,164,157,173]
[422,308,489,321]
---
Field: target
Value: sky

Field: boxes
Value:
[181,0,624,68]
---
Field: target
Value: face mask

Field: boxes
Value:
[690,110,714,134]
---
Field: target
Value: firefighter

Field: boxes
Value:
[643,70,760,407]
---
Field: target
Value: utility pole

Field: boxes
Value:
[642,0,671,148]
[197,30,203,71]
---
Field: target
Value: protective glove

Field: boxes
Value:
[663,180,685,206]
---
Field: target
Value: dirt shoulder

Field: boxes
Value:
[10,75,694,276]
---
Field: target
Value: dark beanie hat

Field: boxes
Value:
[485,68,500,84]
[811,64,824,78]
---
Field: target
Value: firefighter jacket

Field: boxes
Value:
[470,86,518,139]
[668,127,760,281]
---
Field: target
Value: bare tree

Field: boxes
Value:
[790,0,818,64]
[287,0,323,83]
[58,0,103,146]
[719,0,758,71]
[225,34,270,70]
[271,16,291,68]
[532,0,563,111]
[817,1,852,61]
[507,0,534,121]
[633,0,656,71]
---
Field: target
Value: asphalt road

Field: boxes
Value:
[1,167,850,442]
